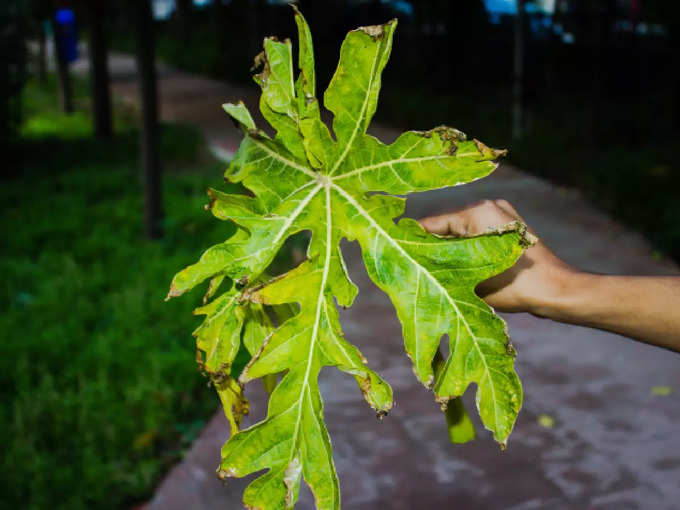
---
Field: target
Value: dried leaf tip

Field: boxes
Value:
[217,467,238,480]
[435,395,450,412]
[518,222,539,247]
[473,139,508,160]
[358,24,385,39]
[165,284,180,301]
[356,19,396,40]
[483,220,537,248]
[251,50,266,73]
[290,3,302,16]
[205,188,218,211]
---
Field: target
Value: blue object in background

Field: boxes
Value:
[55,8,78,63]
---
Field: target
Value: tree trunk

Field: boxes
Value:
[589,0,615,141]
[87,2,112,138]
[676,57,680,132]
[544,1,562,94]
[175,0,192,41]
[247,0,267,59]
[214,0,228,67]
[53,13,74,114]
[135,0,163,239]
[38,20,47,85]
[673,30,680,132]
[512,0,525,139]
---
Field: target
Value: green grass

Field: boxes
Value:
[0,79,245,509]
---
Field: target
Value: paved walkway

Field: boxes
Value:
[73,48,680,509]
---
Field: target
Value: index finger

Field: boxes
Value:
[418,213,468,236]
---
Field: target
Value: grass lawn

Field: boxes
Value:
[0,78,245,509]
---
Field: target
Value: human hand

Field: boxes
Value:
[418,199,575,315]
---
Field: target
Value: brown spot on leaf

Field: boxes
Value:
[359,376,371,395]
[195,349,205,372]
[210,365,232,386]
[283,457,302,507]
[247,128,264,140]
[432,125,467,142]
[482,220,538,248]
[418,125,467,155]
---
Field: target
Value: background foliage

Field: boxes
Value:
[0,77,232,510]
[110,0,680,262]
[0,1,27,163]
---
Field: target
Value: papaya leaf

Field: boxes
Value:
[168,8,534,509]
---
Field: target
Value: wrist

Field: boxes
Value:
[528,266,594,321]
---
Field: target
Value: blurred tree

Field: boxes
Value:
[37,19,48,85]
[443,0,489,41]
[135,0,164,239]
[0,0,27,162]
[84,0,112,138]
[214,0,227,51]
[175,0,193,41]
[52,3,75,113]
[645,0,680,131]
[27,0,51,85]
[543,0,564,93]
[592,0,616,141]
[514,0,526,139]
[252,0,268,59]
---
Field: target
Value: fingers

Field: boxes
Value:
[418,213,468,236]
[492,199,525,223]
[419,199,522,236]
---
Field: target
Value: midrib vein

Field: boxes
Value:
[331,183,501,419]
[288,185,333,467]
[328,39,382,176]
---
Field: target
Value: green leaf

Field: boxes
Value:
[168,9,533,509]
[445,398,477,444]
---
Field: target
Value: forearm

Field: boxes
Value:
[419,201,680,350]
[532,272,680,352]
